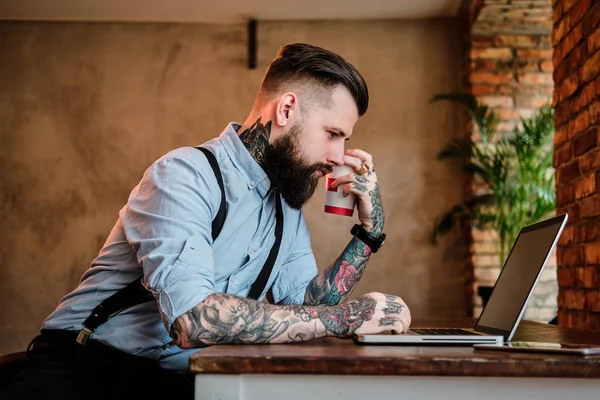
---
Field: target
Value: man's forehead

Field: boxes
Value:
[300,85,359,135]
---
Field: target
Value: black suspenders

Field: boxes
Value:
[76,146,283,345]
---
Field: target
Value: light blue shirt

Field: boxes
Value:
[42,123,318,371]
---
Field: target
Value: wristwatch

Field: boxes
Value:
[351,224,386,253]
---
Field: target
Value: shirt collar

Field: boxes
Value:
[219,122,272,197]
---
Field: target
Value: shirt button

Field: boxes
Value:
[262,179,267,185]
[250,180,256,187]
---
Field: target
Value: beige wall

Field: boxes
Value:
[0,19,467,354]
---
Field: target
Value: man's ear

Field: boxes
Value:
[275,92,297,128]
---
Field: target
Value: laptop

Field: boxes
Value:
[355,213,568,346]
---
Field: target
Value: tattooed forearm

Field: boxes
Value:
[238,117,272,167]
[305,161,386,307]
[369,182,384,235]
[170,293,377,348]
[304,237,372,306]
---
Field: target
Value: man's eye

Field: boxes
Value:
[327,131,337,138]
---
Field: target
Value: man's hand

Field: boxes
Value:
[353,292,411,335]
[330,149,384,235]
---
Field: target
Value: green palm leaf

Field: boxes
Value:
[430,92,556,266]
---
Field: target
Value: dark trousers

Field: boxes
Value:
[1,330,194,400]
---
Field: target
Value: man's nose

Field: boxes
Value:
[326,143,346,166]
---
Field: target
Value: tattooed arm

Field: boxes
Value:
[305,149,385,306]
[304,237,372,306]
[170,291,409,348]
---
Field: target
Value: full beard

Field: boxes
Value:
[263,125,332,210]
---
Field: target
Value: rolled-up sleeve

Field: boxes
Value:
[272,214,318,305]
[121,150,220,330]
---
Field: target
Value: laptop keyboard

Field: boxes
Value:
[411,328,475,336]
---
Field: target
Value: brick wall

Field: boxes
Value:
[467,0,556,320]
[552,0,600,331]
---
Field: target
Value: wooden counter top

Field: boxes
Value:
[189,318,600,378]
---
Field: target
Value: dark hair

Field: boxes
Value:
[261,43,369,116]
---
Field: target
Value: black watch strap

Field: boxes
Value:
[351,224,386,253]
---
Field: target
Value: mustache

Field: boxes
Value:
[314,163,333,176]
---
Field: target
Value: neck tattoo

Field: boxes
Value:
[239,117,272,167]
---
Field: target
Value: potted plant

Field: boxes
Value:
[430,92,556,306]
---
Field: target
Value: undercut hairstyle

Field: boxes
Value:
[259,43,369,116]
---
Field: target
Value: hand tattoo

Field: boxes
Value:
[238,117,272,167]
[354,184,368,193]
[170,293,377,347]
[382,294,404,315]
[315,296,376,336]
[378,317,396,327]
[355,175,369,184]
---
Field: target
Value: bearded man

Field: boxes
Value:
[4,43,411,400]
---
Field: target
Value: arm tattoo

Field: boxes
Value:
[304,237,372,306]
[238,117,272,167]
[305,167,386,306]
[170,293,376,347]
[369,182,384,235]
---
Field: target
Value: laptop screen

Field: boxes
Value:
[475,214,567,338]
